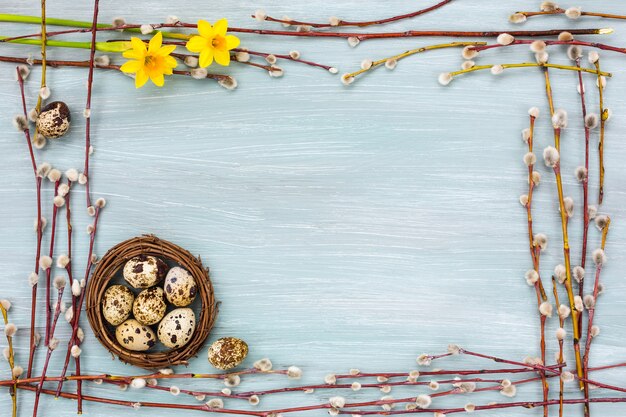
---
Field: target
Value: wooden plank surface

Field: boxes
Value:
[0,1,625,416]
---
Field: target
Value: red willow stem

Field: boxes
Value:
[576,57,591,274]
[522,113,548,417]
[334,365,560,380]
[55,207,100,399]
[583,219,610,379]
[233,48,332,71]
[552,277,566,417]
[83,0,99,210]
[16,68,43,379]
[0,56,232,82]
[76,2,101,409]
[258,0,453,28]
[43,180,60,346]
[470,39,626,55]
[0,20,609,41]
[33,285,65,417]
[460,348,626,395]
[515,9,626,21]
[18,385,264,416]
[341,397,626,416]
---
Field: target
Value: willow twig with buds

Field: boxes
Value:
[341,42,485,85]
[15,67,44,380]
[0,302,18,417]
[510,5,626,24]
[255,0,453,29]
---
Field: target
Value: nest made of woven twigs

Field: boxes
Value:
[86,235,217,369]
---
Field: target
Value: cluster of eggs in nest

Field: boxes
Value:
[101,255,199,352]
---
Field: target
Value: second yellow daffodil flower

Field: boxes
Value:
[186,19,240,67]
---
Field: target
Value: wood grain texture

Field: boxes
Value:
[1,1,626,416]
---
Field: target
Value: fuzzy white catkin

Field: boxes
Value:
[541,2,559,12]
[415,394,432,409]
[574,296,584,312]
[593,248,607,265]
[523,152,536,167]
[543,146,560,168]
[558,304,571,319]
[131,378,146,389]
[497,33,515,45]
[565,7,582,19]
[329,396,346,408]
[287,366,302,379]
[558,31,574,42]
[438,73,452,86]
[539,302,553,317]
[462,46,478,59]
[556,327,566,340]
[589,51,600,64]
[530,40,546,53]
[509,13,527,24]
[490,65,504,75]
[551,109,568,129]
[528,107,540,118]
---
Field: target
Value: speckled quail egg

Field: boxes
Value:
[157,308,196,349]
[132,287,167,325]
[36,101,71,139]
[123,255,168,289]
[163,267,197,307]
[207,337,249,370]
[102,285,134,326]
[115,319,157,351]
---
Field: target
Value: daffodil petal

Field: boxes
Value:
[120,59,142,73]
[164,56,178,68]
[130,37,147,54]
[156,44,177,57]
[163,67,174,75]
[148,31,163,53]
[135,70,149,88]
[150,73,165,87]
[186,36,208,53]
[199,48,214,67]
[122,49,144,60]
[197,20,214,38]
[214,48,230,66]
[213,18,228,36]
[225,35,240,50]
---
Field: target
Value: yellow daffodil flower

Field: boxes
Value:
[185,19,240,67]
[120,32,178,88]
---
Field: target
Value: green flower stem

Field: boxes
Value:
[0,14,190,40]
[0,35,130,52]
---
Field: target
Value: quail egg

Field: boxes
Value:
[164,267,197,307]
[123,255,168,289]
[102,285,134,326]
[133,287,167,325]
[157,308,196,349]
[115,319,157,351]
[207,337,249,370]
[36,101,71,139]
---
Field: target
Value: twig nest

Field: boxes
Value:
[164,267,197,307]
[157,308,196,349]
[36,101,71,139]
[123,255,169,288]
[133,287,167,325]
[102,285,135,326]
[208,337,249,370]
[116,319,157,351]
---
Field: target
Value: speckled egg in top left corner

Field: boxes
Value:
[123,255,169,289]
[36,101,71,139]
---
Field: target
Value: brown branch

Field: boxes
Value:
[258,0,453,28]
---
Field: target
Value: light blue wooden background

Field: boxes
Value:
[1,1,626,416]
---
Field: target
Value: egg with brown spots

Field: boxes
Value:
[123,255,168,289]
[102,285,134,326]
[157,308,196,349]
[115,319,157,351]
[36,101,71,139]
[207,337,249,370]
[164,267,197,307]
[133,287,167,325]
